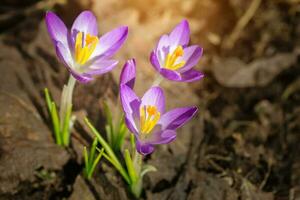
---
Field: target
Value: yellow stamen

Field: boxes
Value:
[164,46,186,70]
[140,105,160,134]
[75,32,98,65]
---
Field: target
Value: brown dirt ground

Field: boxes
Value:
[0,0,299,199]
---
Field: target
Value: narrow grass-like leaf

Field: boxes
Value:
[89,138,98,167]
[124,149,137,183]
[83,146,89,177]
[85,117,130,184]
[99,150,119,168]
[103,101,113,130]
[62,104,72,146]
[50,102,61,145]
[85,118,118,164]
[103,102,113,146]
[115,117,127,151]
[105,124,113,147]
[44,88,52,112]
[88,148,104,179]
[130,134,135,154]
[99,149,130,181]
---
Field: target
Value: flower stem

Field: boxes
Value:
[130,151,143,198]
[59,75,76,146]
[152,74,163,87]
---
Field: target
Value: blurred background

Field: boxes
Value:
[0,0,299,199]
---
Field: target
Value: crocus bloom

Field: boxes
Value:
[150,20,204,82]
[45,11,128,83]
[120,59,136,89]
[120,60,198,155]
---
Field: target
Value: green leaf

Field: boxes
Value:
[115,117,128,151]
[130,134,135,153]
[44,88,61,146]
[88,148,104,179]
[104,101,114,147]
[89,138,98,167]
[141,164,157,177]
[99,149,119,168]
[103,101,115,147]
[124,149,137,183]
[44,88,52,112]
[105,124,113,148]
[50,102,61,145]
[62,104,72,146]
[83,146,89,177]
[103,101,113,129]
[84,117,130,184]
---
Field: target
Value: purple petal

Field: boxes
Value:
[136,139,154,155]
[179,46,203,73]
[169,20,190,47]
[160,68,181,81]
[55,42,72,67]
[125,114,138,135]
[92,26,128,58]
[180,69,204,82]
[56,42,92,83]
[120,59,136,89]
[71,11,98,36]
[147,129,177,145]
[45,11,68,47]
[120,85,140,114]
[150,51,161,71]
[156,34,170,51]
[159,107,198,130]
[85,59,118,75]
[69,71,93,83]
[141,87,165,113]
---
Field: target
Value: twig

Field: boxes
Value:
[223,0,262,49]
[259,162,272,190]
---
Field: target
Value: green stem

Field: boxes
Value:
[59,75,76,146]
[130,151,143,198]
[151,74,163,86]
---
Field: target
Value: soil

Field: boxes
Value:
[0,0,299,200]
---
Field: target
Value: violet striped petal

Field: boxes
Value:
[159,107,198,130]
[120,59,136,89]
[71,10,98,36]
[150,51,161,71]
[45,11,69,47]
[135,139,155,155]
[85,59,118,75]
[146,129,177,145]
[156,34,170,52]
[55,42,72,67]
[169,20,190,47]
[92,26,128,58]
[141,87,165,113]
[124,114,139,135]
[56,42,93,83]
[120,85,140,114]
[180,69,204,82]
[159,68,181,81]
[178,45,203,73]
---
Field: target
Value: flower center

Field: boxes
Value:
[75,32,98,65]
[164,46,186,70]
[140,105,160,134]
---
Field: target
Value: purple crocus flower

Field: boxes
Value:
[150,20,204,82]
[120,59,136,89]
[120,60,198,155]
[45,11,128,83]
